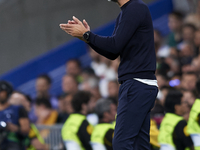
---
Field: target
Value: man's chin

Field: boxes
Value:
[108,0,118,2]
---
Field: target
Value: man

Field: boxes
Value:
[61,91,93,150]
[66,59,82,83]
[158,90,194,150]
[62,74,78,94]
[9,91,47,150]
[60,0,158,149]
[91,98,117,150]
[0,81,30,150]
[187,79,200,149]
[35,74,58,109]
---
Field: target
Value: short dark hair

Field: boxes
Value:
[37,74,52,85]
[169,11,184,21]
[71,91,91,112]
[35,97,52,109]
[164,90,183,113]
[67,59,81,68]
[183,23,197,31]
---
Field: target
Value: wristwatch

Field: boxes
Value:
[83,31,90,42]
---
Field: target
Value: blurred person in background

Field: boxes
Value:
[0,81,30,150]
[179,43,195,69]
[185,0,200,29]
[34,97,58,126]
[182,30,200,72]
[182,24,197,46]
[107,80,119,100]
[168,11,184,48]
[66,59,83,83]
[80,77,101,125]
[156,74,169,89]
[81,67,96,82]
[9,91,47,150]
[62,74,78,94]
[181,72,198,90]
[154,29,170,58]
[61,91,93,150]
[187,79,200,149]
[35,74,58,109]
[57,93,74,123]
[91,98,117,150]
[158,90,193,150]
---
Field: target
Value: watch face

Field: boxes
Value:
[83,32,90,41]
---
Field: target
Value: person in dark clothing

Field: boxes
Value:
[61,91,93,150]
[158,90,194,150]
[91,98,117,150]
[0,81,30,150]
[60,0,158,149]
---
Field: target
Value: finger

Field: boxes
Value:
[83,19,88,27]
[72,16,82,24]
[60,24,73,28]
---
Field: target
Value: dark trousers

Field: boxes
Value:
[113,79,158,150]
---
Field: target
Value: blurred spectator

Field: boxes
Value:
[156,74,169,89]
[154,29,170,58]
[66,59,83,83]
[34,97,58,125]
[61,91,93,150]
[168,11,184,48]
[9,91,47,150]
[185,0,200,28]
[62,74,78,94]
[35,74,58,109]
[182,90,197,108]
[108,80,119,99]
[56,94,69,124]
[91,98,117,150]
[0,81,30,150]
[81,77,101,107]
[181,72,198,90]
[158,90,193,150]
[187,79,200,149]
[179,43,195,68]
[182,24,197,45]
[81,67,96,82]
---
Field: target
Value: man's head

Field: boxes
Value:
[62,74,78,94]
[181,72,198,90]
[34,97,52,118]
[71,91,91,115]
[95,98,117,123]
[182,24,197,43]
[164,90,188,116]
[9,91,32,112]
[66,59,81,77]
[0,81,13,104]
[36,74,52,96]
[168,11,184,32]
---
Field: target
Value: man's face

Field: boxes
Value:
[0,91,8,104]
[36,78,50,95]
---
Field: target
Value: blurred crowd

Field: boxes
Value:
[1,1,200,150]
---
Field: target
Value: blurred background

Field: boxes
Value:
[0,0,200,149]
